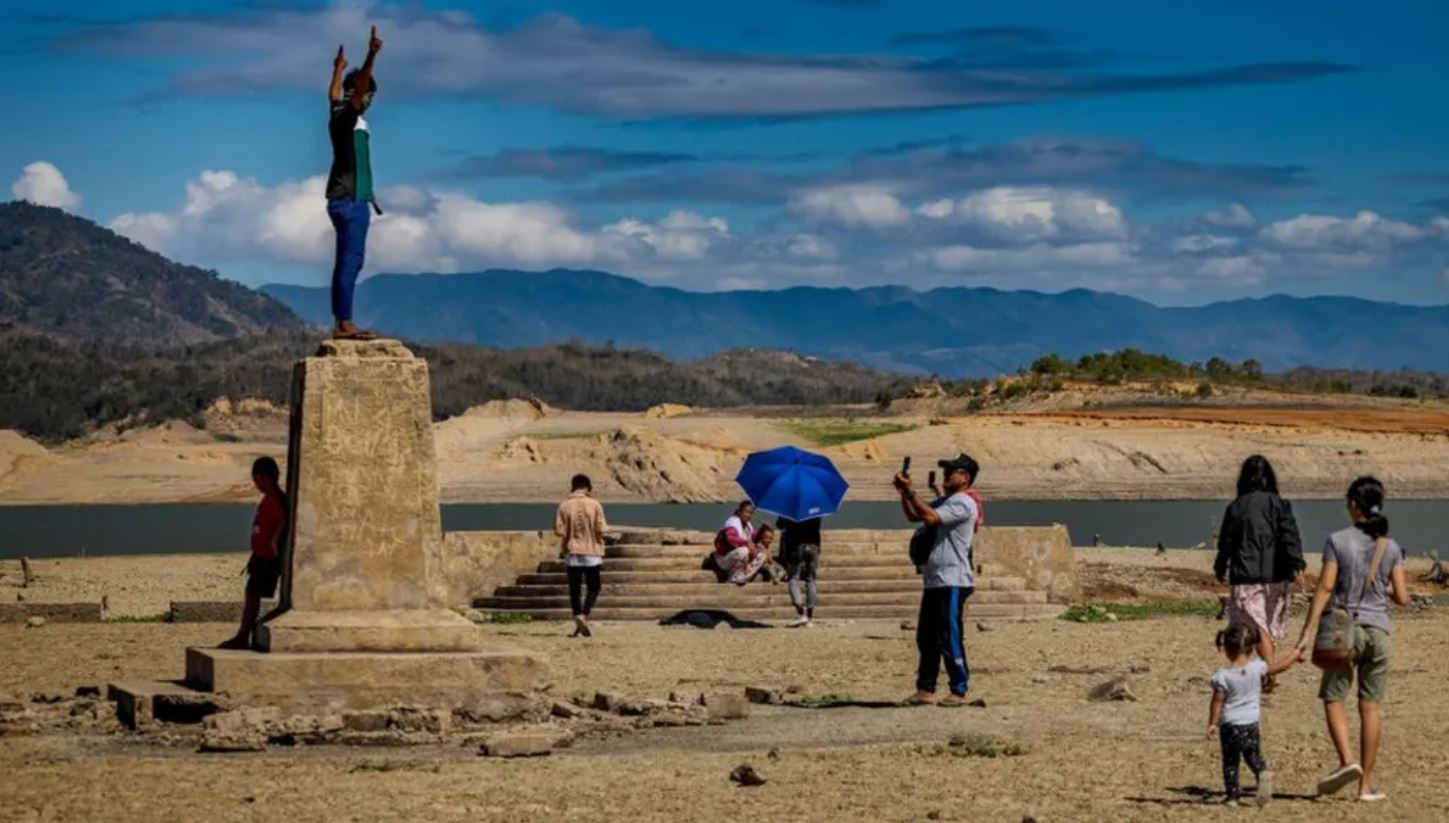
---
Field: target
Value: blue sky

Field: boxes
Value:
[4,0,1448,304]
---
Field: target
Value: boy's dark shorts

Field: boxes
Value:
[246,555,282,599]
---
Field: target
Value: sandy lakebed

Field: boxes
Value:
[2,548,1448,822]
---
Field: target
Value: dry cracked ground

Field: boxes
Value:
[3,610,1449,823]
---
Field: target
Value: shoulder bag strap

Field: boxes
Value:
[1353,536,1390,614]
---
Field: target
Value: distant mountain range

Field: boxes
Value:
[0,202,301,347]
[264,270,1449,377]
[4,199,1444,378]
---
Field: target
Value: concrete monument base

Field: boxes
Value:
[111,339,546,726]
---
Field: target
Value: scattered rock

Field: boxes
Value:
[767,747,781,761]
[198,708,278,753]
[927,812,942,822]
[1087,677,1138,702]
[1030,675,1050,685]
[615,700,655,717]
[479,731,559,758]
[24,616,45,629]
[967,698,987,708]
[550,701,580,719]
[701,692,750,721]
[900,621,916,632]
[73,686,101,699]
[199,728,267,753]
[1129,665,1151,675]
[592,691,624,713]
[744,686,781,705]
[976,622,992,632]
[729,763,766,787]
[341,707,449,734]
[154,693,228,725]
[31,692,66,705]
[454,695,533,724]
[785,684,803,695]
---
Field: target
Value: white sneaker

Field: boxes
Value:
[1359,789,1387,802]
[787,616,810,628]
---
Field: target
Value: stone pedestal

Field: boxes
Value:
[176,339,544,716]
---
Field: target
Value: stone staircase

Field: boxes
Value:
[473,532,1063,622]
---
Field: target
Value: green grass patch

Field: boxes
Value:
[464,610,535,625]
[791,693,857,708]
[348,760,442,774]
[943,732,1027,758]
[1062,600,1220,623]
[527,430,609,441]
[780,419,916,447]
[101,613,169,624]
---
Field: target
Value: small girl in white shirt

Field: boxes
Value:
[1207,625,1302,806]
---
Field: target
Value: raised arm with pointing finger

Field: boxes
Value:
[349,26,382,112]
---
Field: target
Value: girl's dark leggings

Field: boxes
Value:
[567,566,601,616]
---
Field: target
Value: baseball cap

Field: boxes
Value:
[937,453,980,483]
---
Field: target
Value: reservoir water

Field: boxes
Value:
[1,500,1445,559]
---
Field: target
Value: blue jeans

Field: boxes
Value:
[327,197,371,322]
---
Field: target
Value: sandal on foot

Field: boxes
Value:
[1359,789,1387,802]
[1317,764,1363,796]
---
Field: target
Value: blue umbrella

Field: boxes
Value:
[735,445,850,522]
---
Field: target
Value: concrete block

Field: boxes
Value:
[185,646,546,714]
[256,608,483,653]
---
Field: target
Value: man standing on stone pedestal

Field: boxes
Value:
[325,25,383,340]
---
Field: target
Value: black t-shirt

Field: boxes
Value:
[777,516,822,556]
[326,101,372,201]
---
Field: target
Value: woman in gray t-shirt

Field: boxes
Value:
[1294,476,1410,802]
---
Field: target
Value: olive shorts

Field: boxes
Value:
[1319,624,1391,704]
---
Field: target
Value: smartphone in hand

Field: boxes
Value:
[902,456,912,477]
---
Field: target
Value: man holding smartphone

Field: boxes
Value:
[895,453,981,705]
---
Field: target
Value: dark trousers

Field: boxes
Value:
[567,566,601,617]
[1219,722,1267,799]
[327,197,371,322]
[916,586,972,696]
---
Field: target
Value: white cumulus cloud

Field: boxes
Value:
[603,211,731,260]
[918,186,1126,242]
[1201,203,1256,228]
[11,161,82,211]
[790,186,911,228]
[107,169,746,277]
[1262,210,1427,251]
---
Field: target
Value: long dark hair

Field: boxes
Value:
[1346,475,1389,539]
[1235,454,1279,498]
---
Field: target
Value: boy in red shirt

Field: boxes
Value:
[220,457,287,650]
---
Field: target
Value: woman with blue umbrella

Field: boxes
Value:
[735,446,850,624]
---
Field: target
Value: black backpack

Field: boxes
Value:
[908,524,937,569]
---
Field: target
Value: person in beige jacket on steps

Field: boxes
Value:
[555,474,608,637]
